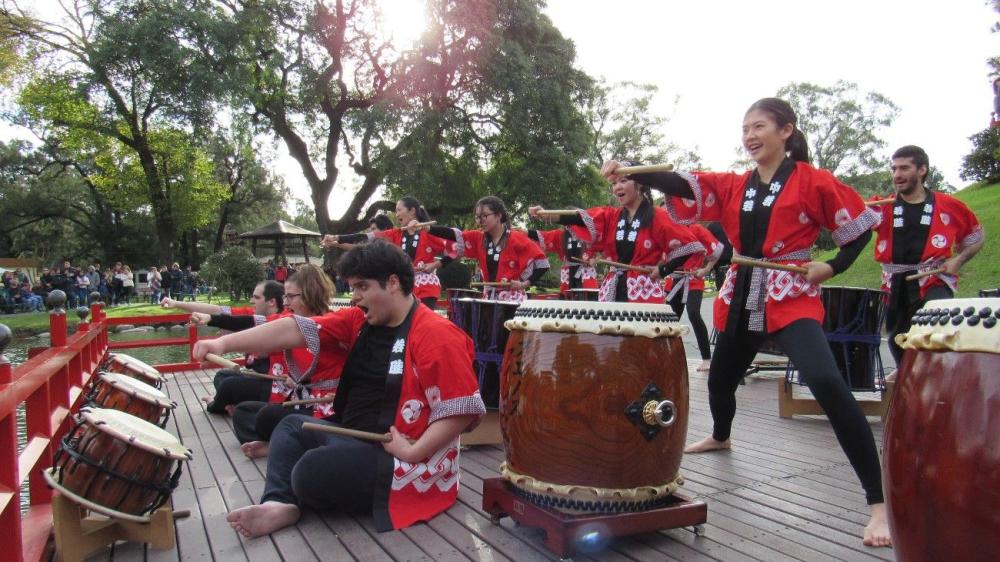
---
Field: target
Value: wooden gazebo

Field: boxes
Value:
[238,220,322,263]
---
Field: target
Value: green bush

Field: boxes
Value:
[960,127,1000,183]
[199,246,265,302]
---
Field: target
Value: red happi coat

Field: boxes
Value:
[451,228,549,302]
[374,228,453,301]
[299,304,486,531]
[662,223,723,294]
[869,193,984,298]
[221,305,267,369]
[569,206,704,303]
[533,228,599,292]
[664,163,879,333]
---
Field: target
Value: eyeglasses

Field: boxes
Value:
[282,293,302,302]
[474,213,495,222]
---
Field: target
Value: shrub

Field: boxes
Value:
[960,127,1000,183]
[199,246,265,302]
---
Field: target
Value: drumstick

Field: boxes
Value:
[302,422,391,443]
[595,258,654,274]
[569,256,590,265]
[905,267,947,281]
[865,197,895,207]
[471,281,512,287]
[409,220,436,229]
[535,209,581,216]
[732,256,809,275]
[203,353,285,381]
[282,395,338,407]
[616,163,675,175]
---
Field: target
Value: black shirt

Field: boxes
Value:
[335,324,396,432]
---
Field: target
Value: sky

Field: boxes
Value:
[4,0,997,219]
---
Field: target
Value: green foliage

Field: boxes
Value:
[776,81,899,175]
[199,246,265,302]
[960,127,1000,183]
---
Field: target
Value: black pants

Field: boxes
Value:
[232,401,311,444]
[205,370,271,415]
[261,415,383,513]
[667,289,712,361]
[886,283,953,367]
[709,318,884,505]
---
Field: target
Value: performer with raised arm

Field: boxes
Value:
[192,241,485,537]
[662,221,723,372]
[423,196,550,302]
[323,197,453,309]
[869,145,983,376]
[526,226,598,295]
[527,162,704,303]
[605,98,889,547]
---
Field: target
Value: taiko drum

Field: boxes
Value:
[87,371,176,427]
[102,352,166,389]
[884,298,1000,561]
[499,300,687,513]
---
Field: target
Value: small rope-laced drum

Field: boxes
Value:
[101,353,166,389]
[500,300,686,514]
[87,371,176,427]
[885,298,1000,561]
[44,407,191,521]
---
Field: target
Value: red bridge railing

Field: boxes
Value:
[0,292,204,561]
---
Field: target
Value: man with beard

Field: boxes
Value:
[869,145,984,374]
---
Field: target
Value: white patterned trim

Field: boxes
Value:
[665,241,705,263]
[306,379,339,392]
[451,228,467,256]
[253,314,266,327]
[959,225,985,252]
[428,392,487,427]
[520,257,552,282]
[661,171,702,225]
[578,210,598,243]
[831,208,880,247]
[287,315,321,381]
[219,306,232,314]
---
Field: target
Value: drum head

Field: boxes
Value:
[79,407,191,460]
[507,300,682,338]
[108,353,164,381]
[96,372,175,409]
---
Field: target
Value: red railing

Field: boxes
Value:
[0,296,204,562]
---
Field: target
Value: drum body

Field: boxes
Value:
[885,298,1000,561]
[450,298,519,409]
[500,301,689,513]
[814,286,886,390]
[563,288,600,301]
[87,372,175,427]
[102,353,166,389]
[446,288,483,321]
[47,408,190,518]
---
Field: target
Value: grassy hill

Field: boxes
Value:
[817,181,1000,297]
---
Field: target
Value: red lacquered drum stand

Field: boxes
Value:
[482,478,707,558]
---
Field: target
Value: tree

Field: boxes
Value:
[960,126,1000,183]
[3,0,229,262]
[775,81,899,176]
[199,245,264,302]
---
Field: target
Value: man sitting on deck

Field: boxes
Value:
[193,240,486,536]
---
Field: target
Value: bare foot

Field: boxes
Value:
[684,436,731,454]
[226,501,301,538]
[224,404,236,416]
[863,502,892,547]
[201,395,213,404]
[241,441,270,459]
[696,360,711,372]
[885,369,898,383]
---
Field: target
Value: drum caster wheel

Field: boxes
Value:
[691,524,705,536]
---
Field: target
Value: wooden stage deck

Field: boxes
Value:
[80,357,893,562]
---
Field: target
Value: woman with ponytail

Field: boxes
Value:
[602,98,889,547]
[528,161,705,304]
[325,197,453,309]
[424,196,550,303]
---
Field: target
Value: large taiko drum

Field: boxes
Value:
[329,297,354,311]
[884,298,1000,561]
[43,407,191,520]
[101,353,166,389]
[87,371,176,427]
[450,298,520,409]
[499,300,689,513]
